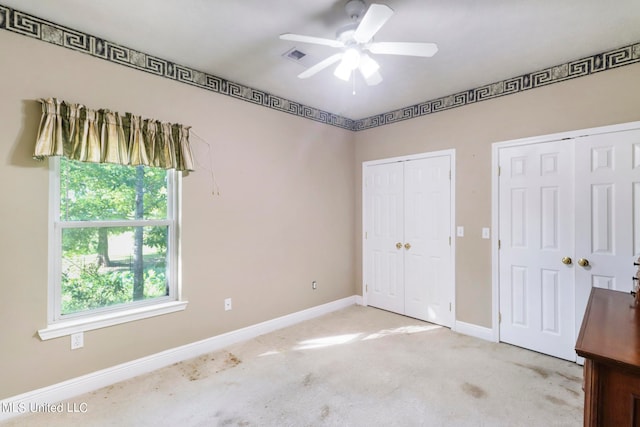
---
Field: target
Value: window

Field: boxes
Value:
[38,157,186,339]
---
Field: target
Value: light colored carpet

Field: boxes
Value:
[3,305,583,426]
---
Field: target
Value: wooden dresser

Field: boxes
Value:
[575,287,640,426]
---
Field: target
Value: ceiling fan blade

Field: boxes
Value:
[353,4,394,44]
[363,69,383,86]
[368,42,439,57]
[298,53,344,79]
[280,33,344,48]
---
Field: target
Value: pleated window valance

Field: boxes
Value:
[34,98,194,171]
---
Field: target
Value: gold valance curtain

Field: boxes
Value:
[34,98,195,171]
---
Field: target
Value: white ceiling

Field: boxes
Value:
[4,0,640,119]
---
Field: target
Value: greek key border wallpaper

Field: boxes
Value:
[356,42,640,131]
[1,4,639,132]
[0,5,354,131]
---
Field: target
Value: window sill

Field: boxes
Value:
[37,300,189,340]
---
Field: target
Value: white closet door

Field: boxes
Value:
[365,162,405,314]
[574,129,640,338]
[404,156,453,326]
[498,140,576,361]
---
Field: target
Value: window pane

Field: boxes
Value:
[60,158,168,221]
[61,226,169,315]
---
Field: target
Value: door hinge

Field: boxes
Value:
[365,231,368,239]
[449,302,452,312]
[449,236,451,246]
[499,312,502,324]
[498,166,501,176]
[449,170,451,180]
[498,239,501,250]
[365,284,368,293]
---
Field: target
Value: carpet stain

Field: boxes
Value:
[320,405,331,420]
[556,371,581,382]
[514,363,550,379]
[303,373,313,387]
[226,352,242,367]
[217,410,250,426]
[180,354,209,381]
[179,352,242,381]
[545,394,569,406]
[220,418,250,426]
[564,386,580,397]
[462,382,487,398]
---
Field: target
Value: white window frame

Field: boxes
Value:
[38,158,187,340]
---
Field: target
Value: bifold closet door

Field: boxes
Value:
[365,156,453,327]
[365,162,405,314]
[574,129,640,339]
[498,126,640,361]
[498,140,576,361]
[404,156,452,326]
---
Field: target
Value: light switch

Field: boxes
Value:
[456,226,464,237]
[482,227,490,239]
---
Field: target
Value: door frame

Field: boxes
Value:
[491,121,640,342]
[362,149,456,328]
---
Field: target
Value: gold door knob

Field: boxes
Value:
[578,258,590,267]
[561,257,572,265]
[404,243,411,250]
[396,242,402,249]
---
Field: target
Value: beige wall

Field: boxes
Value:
[2,26,640,399]
[0,32,355,398]
[354,62,640,327]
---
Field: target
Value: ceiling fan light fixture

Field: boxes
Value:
[334,59,352,81]
[358,53,379,78]
[364,70,383,86]
[342,48,361,70]
[334,48,361,81]
[282,1,438,88]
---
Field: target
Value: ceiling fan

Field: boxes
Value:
[280,0,438,86]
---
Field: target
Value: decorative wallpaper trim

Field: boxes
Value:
[0,4,354,131]
[1,4,639,132]
[355,42,640,131]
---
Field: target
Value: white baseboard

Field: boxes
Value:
[454,320,496,342]
[0,295,358,421]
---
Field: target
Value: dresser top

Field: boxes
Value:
[576,287,640,370]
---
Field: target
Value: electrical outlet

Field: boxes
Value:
[312,280,317,290]
[456,226,464,237]
[224,298,232,311]
[71,332,84,350]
